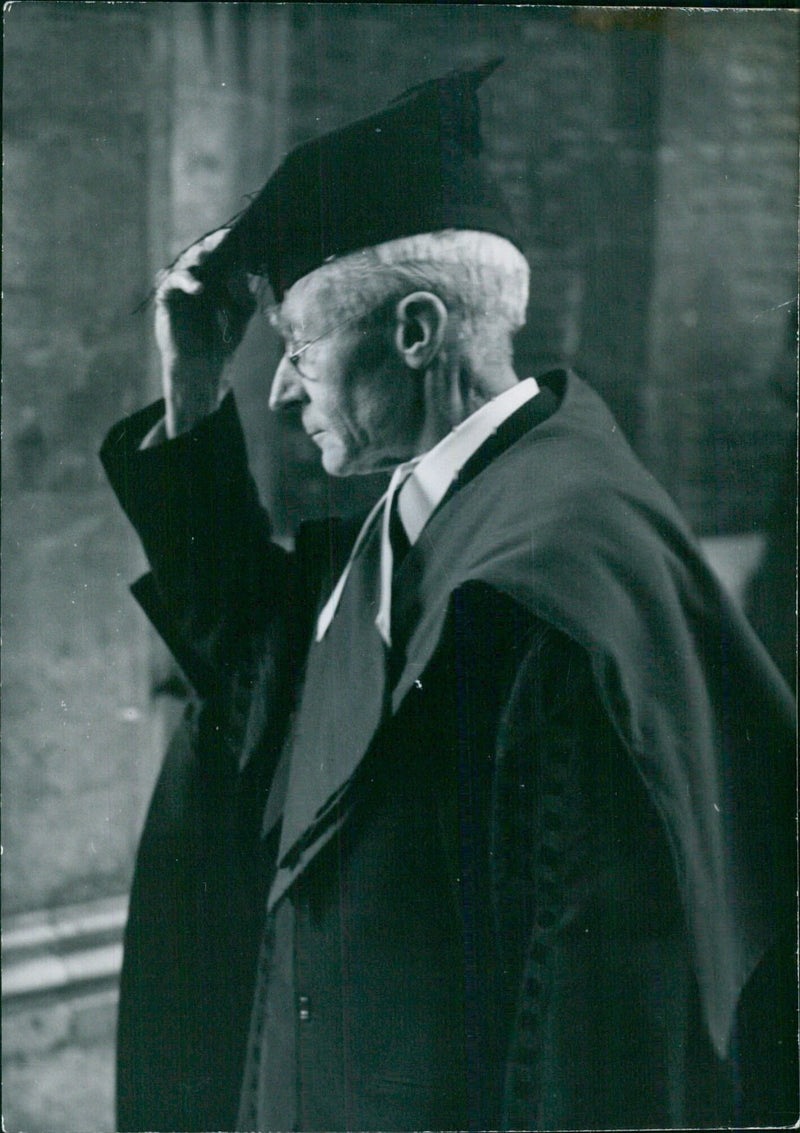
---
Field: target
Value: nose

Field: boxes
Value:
[269,355,306,411]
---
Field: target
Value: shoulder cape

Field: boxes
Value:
[389,369,796,1059]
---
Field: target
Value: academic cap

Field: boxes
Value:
[196,59,519,303]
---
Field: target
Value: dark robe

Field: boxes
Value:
[101,370,797,1132]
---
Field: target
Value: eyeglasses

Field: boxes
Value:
[267,307,371,380]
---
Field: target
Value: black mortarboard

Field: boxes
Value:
[195,59,518,304]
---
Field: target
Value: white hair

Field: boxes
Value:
[265,230,530,371]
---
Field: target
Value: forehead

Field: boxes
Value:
[275,271,332,337]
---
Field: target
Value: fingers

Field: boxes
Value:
[156,268,203,299]
[201,227,230,253]
[155,227,231,300]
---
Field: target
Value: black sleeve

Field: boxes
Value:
[100,393,293,699]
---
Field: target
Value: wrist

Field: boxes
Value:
[164,358,224,438]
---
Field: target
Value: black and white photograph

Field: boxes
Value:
[2,5,798,1131]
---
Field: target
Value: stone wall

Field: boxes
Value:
[647,9,798,532]
[3,7,158,1127]
[2,2,163,918]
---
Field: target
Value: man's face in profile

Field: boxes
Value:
[268,281,421,477]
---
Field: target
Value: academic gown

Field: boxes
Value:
[101,369,797,1132]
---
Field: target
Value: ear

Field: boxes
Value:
[394,291,448,369]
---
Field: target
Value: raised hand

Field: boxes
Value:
[154,228,256,437]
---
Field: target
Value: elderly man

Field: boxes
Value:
[102,66,796,1132]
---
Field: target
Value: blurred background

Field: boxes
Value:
[2,4,797,1130]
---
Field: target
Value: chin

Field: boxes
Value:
[319,439,387,478]
[322,453,372,478]
[319,446,353,477]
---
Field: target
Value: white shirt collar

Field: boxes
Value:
[316,377,541,646]
[397,377,540,546]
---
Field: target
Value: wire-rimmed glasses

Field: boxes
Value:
[266,306,370,380]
